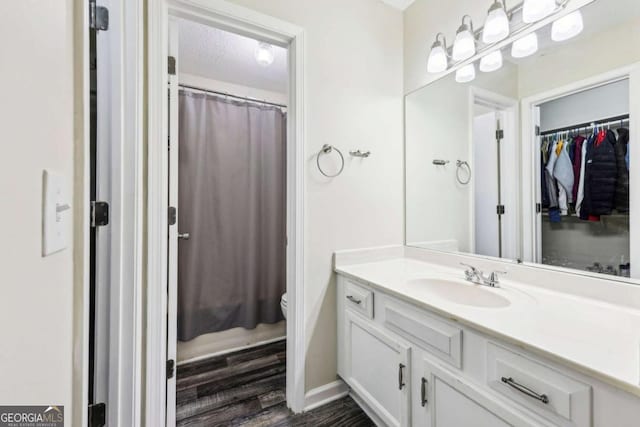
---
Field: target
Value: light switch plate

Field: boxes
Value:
[42,169,71,256]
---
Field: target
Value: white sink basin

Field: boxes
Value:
[406,278,511,308]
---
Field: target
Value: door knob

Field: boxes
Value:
[178,233,190,240]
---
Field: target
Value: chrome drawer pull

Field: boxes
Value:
[346,295,362,305]
[421,377,428,406]
[501,377,549,404]
[398,363,406,390]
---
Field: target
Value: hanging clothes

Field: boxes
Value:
[615,128,629,213]
[575,136,589,217]
[553,139,575,205]
[584,129,617,216]
[571,135,585,202]
[545,140,560,209]
[580,133,596,220]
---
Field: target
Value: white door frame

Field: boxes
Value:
[520,65,637,267]
[145,1,307,425]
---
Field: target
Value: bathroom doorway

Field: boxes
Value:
[166,17,293,425]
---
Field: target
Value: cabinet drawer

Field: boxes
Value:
[487,342,591,427]
[382,299,462,368]
[344,280,374,319]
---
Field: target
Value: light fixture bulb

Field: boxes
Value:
[522,0,556,23]
[255,42,275,67]
[511,32,538,58]
[456,63,476,83]
[483,1,510,44]
[427,37,448,73]
[452,18,476,61]
[551,10,584,42]
[479,50,503,72]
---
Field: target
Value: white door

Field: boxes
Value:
[420,357,535,427]
[166,18,180,427]
[344,312,412,427]
[473,112,501,258]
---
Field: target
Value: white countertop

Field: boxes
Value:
[335,256,640,397]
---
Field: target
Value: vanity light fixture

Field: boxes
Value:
[511,32,539,58]
[551,10,584,42]
[456,63,476,83]
[427,33,449,74]
[452,16,477,62]
[479,50,503,72]
[482,0,510,44]
[522,0,556,23]
[255,42,275,67]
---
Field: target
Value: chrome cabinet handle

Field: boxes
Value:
[398,363,406,390]
[178,232,190,240]
[501,377,549,404]
[421,377,428,406]
[346,295,362,305]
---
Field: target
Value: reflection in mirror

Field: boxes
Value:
[405,0,640,280]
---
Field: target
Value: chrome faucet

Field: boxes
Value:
[460,263,506,288]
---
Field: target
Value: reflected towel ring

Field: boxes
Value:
[456,160,471,185]
[317,144,345,178]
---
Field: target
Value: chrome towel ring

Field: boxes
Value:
[456,160,471,185]
[317,144,345,178]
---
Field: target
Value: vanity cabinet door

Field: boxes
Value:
[420,358,537,427]
[344,312,411,427]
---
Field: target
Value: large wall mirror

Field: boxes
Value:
[406,0,640,281]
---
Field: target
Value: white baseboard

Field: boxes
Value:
[349,390,384,427]
[303,380,349,412]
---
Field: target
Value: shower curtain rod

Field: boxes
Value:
[540,114,629,136]
[179,84,288,109]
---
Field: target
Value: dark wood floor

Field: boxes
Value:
[176,339,374,426]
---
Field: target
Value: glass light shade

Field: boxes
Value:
[479,50,503,72]
[427,45,448,73]
[255,42,275,66]
[452,28,476,61]
[456,64,476,83]
[552,10,584,42]
[511,33,538,58]
[482,3,510,44]
[522,0,556,23]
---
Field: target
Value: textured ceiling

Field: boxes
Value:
[380,0,416,11]
[177,18,288,93]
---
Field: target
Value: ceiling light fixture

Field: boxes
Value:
[551,10,584,42]
[255,42,275,67]
[427,33,449,74]
[452,16,477,62]
[456,63,476,83]
[482,0,510,44]
[479,50,503,72]
[522,0,556,23]
[511,32,539,58]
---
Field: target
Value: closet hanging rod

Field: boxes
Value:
[179,84,287,109]
[540,114,630,136]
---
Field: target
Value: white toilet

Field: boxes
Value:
[280,293,287,319]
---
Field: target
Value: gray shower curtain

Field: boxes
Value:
[177,90,286,341]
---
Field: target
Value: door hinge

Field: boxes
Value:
[496,129,504,140]
[167,359,175,379]
[89,1,109,31]
[168,56,177,76]
[497,205,505,215]
[168,206,177,226]
[535,125,541,136]
[88,402,106,427]
[536,203,542,213]
[91,201,109,227]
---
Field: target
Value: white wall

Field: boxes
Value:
[226,0,405,392]
[0,1,78,425]
[539,79,629,132]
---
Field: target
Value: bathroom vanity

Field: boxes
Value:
[335,247,640,427]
